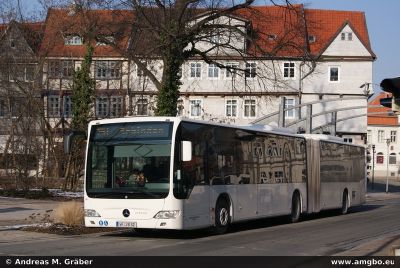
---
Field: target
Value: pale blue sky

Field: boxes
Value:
[20,0,399,93]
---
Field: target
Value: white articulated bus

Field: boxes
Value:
[80,117,366,234]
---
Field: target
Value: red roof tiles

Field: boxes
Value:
[40,9,134,57]
[35,5,375,59]
[233,5,375,58]
[304,8,375,57]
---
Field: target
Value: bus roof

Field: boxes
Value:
[88,117,364,148]
[300,134,344,142]
[89,116,301,137]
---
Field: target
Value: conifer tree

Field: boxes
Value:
[71,44,95,131]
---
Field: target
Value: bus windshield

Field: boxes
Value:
[86,122,173,199]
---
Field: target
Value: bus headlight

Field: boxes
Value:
[84,209,101,217]
[154,210,180,219]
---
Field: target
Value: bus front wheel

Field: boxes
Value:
[214,199,230,235]
[290,192,301,223]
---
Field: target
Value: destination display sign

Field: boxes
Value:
[91,122,172,141]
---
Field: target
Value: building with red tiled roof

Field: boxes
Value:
[36,4,375,146]
[40,8,133,58]
[367,93,400,179]
[0,4,376,177]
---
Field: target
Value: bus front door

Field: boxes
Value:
[183,185,211,229]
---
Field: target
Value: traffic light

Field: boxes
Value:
[380,77,400,113]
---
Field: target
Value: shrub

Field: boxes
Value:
[54,201,84,226]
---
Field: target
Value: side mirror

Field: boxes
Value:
[64,131,87,154]
[181,141,192,162]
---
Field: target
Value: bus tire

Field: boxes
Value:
[213,199,230,235]
[290,192,301,223]
[341,190,349,215]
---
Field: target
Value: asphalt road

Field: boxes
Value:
[0,193,399,256]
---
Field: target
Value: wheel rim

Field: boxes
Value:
[219,207,229,226]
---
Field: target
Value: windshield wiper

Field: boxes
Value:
[89,189,160,198]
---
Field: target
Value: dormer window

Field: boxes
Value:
[65,35,83,45]
[308,35,316,43]
[10,38,16,48]
[267,34,277,40]
[96,36,115,46]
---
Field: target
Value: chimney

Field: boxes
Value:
[68,1,83,16]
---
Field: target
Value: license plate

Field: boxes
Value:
[116,221,137,228]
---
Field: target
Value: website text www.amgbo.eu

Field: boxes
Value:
[331,258,396,267]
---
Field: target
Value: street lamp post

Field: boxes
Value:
[372,144,375,190]
[386,139,391,193]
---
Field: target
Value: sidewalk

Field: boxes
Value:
[0,197,64,230]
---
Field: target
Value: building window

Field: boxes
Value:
[65,35,83,45]
[190,63,202,78]
[110,96,123,118]
[177,66,182,79]
[245,63,256,78]
[136,98,148,116]
[376,152,384,164]
[367,130,372,143]
[49,61,73,78]
[208,64,219,78]
[25,65,35,81]
[378,130,385,143]
[389,153,397,165]
[49,61,60,78]
[62,61,74,78]
[226,100,237,117]
[96,61,121,79]
[284,98,295,119]
[329,67,339,82]
[343,138,353,144]
[391,131,396,143]
[348,32,353,41]
[308,35,316,43]
[341,32,353,41]
[63,96,72,118]
[48,96,60,117]
[136,62,148,77]
[10,98,21,118]
[244,99,256,118]
[10,38,16,48]
[283,62,295,78]
[226,62,239,78]
[8,65,35,82]
[96,36,115,46]
[190,99,202,117]
[0,99,6,117]
[96,97,108,118]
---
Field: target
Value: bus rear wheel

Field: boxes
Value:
[340,190,349,215]
[213,199,230,235]
[290,192,301,223]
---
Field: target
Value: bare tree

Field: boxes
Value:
[92,0,315,116]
